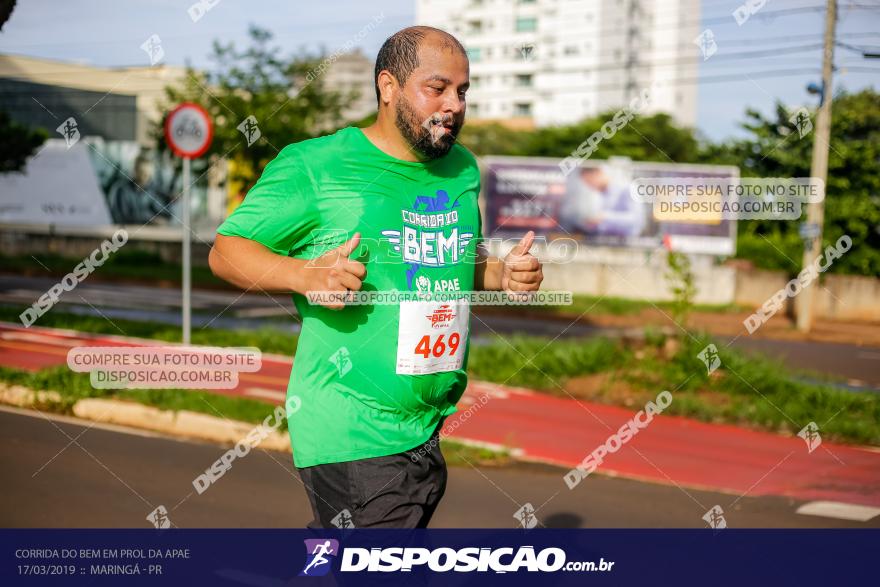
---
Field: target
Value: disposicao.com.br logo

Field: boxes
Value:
[299,539,614,575]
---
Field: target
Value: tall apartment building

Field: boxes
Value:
[415,0,700,128]
[320,49,377,123]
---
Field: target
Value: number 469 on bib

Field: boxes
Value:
[414,333,461,358]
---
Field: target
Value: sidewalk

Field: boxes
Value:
[2,322,879,508]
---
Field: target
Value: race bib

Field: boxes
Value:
[396,299,470,375]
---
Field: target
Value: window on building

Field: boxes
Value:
[515,17,537,32]
[466,47,482,62]
[564,45,578,55]
[515,74,533,87]
[514,103,532,116]
[467,20,482,34]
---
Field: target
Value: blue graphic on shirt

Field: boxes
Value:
[407,190,461,288]
[380,189,473,290]
[413,190,460,213]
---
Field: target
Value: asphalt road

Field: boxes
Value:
[2,408,875,529]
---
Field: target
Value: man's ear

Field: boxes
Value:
[376,70,398,106]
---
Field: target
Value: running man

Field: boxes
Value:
[301,540,335,575]
[209,26,543,528]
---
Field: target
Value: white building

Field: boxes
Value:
[0,54,188,144]
[415,0,699,128]
[320,49,377,123]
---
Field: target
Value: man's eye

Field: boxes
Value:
[429,86,444,93]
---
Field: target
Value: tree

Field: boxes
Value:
[457,121,532,157]
[0,110,48,173]
[458,111,702,162]
[156,25,356,189]
[456,90,879,278]
[665,251,696,329]
[716,89,880,277]
[0,0,16,31]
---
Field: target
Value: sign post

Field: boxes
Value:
[164,103,213,346]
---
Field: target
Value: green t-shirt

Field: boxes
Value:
[216,126,482,467]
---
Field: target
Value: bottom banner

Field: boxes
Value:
[2,529,874,586]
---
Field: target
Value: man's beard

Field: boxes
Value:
[395,95,462,160]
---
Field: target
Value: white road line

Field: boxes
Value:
[796,500,880,522]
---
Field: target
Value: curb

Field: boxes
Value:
[0,383,291,453]
[0,384,62,406]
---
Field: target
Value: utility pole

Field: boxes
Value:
[796,0,836,332]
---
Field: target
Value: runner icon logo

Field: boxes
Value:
[702,505,727,530]
[697,344,721,375]
[300,539,339,577]
[329,347,352,377]
[798,422,822,453]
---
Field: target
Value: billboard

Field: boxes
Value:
[0,138,223,234]
[482,156,738,255]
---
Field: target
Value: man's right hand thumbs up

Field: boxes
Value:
[307,232,367,310]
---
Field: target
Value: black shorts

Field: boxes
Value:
[296,426,447,529]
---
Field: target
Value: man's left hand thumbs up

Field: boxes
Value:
[501,231,543,294]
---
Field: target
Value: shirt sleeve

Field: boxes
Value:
[216,145,318,256]
[474,205,486,255]
[474,164,486,255]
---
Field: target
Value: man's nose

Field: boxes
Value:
[441,90,464,115]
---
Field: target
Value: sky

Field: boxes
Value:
[0,0,877,142]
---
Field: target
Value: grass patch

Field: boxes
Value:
[440,440,512,467]
[0,365,283,429]
[2,309,877,446]
[491,294,743,317]
[468,331,880,446]
[616,333,880,446]
[468,334,629,391]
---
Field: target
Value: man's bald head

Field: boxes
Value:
[373,26,467,104]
